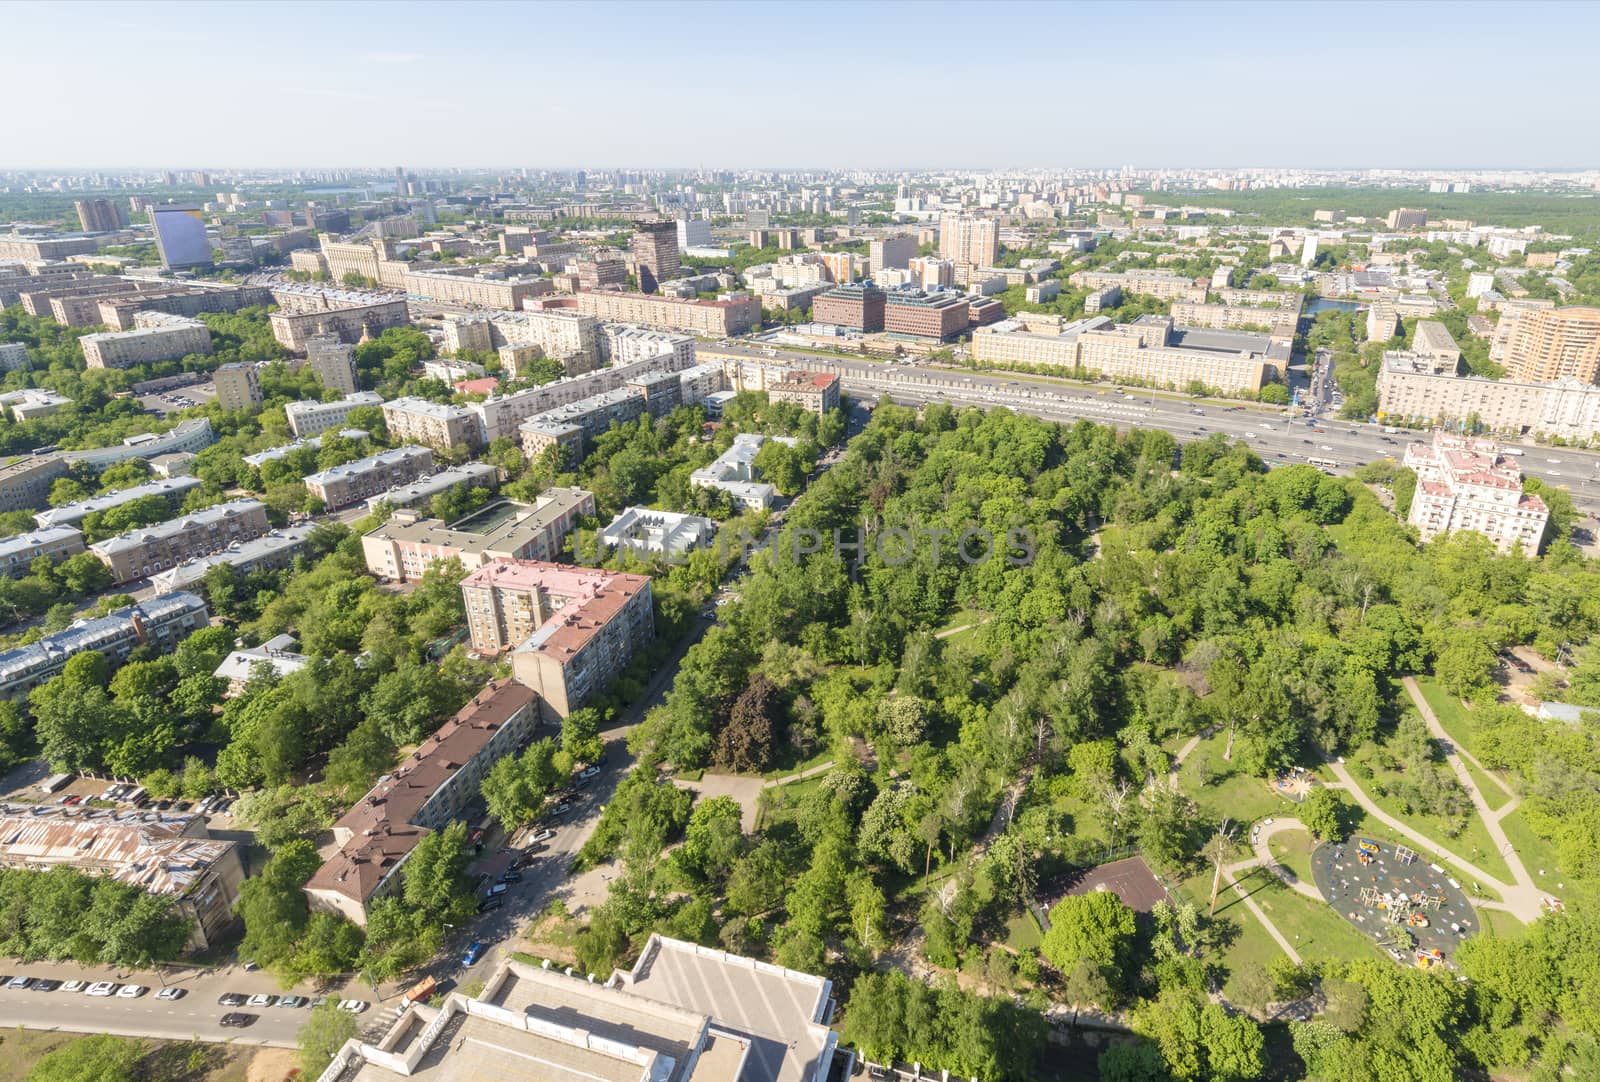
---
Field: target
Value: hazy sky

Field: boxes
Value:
[9,0,1599,171]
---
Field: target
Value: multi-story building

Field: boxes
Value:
[461,558,653,719]
[266,286,410,351]
[212,362,263,412]
[1502,306,1600,384]
[0,591,209,699]
[0,234,100,261]
[574,290,761,337]
[306,334,360,394]
[381,397,484,452]
[362,488,594,582]
[691,433,790,510]
[883,289,970,340]
[0,343,29,373]
[768,371,841,415]
[1377,357,1600,440]
[285,391,384,437]
[0,389,70,422]
[869,235,917,275]
[1412,320,1463,369]
[318,236,382,284]
[0,804,242,950]
[93,282,272,330]
[1404,434,1548,554]
[304,446,434,510]
[89,498,271,585]
[401,269,551,310]
[442,310,602,374]
[149,204,213,268]
[74,198,126,232]
[363,462,499,514]
[1386,207,1428,230]
[939,213,998,269]
[0,525,84,577]
[34,475,203,530]
[1169,300,1302,340]
[818,250,862,284]
[598,506,716,559]
[1068,268,1208,303]
[150,524,318,592]
[600,324,696,367]
[675,217,712,249]
[631,219,682,294]
[519,386,647,463]
[304,680,539,925]
[80,315,212,369]
[813,282,885,331]
[573,254,628,291]
[60,417,215,471]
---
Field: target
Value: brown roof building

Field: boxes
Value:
[812,283,885,331]
[883,289,971,341]
[304,681,539,926]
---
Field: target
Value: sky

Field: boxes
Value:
[8,0,1600,171]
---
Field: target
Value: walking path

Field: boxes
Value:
[1251,819,1325,902]
[934,615,991,639]
[1167,724,1221,783]
[1401,676,1518,804]
[1219,859,1303,966]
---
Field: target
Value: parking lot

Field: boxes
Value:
[138,379,216,416]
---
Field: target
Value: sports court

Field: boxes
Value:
[1310,837,1476,966]
[1051,855,1172,913]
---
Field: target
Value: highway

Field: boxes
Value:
[703,341,1600,515]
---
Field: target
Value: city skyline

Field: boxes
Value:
[7,0,1599,170]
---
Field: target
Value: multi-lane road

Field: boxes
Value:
[702,342,1600,515]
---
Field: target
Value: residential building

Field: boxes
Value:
[362,488,594,582]
[1386,208,1428,230]
[266,287,409,351]
[1169,300,1301,339]
[812,283,886,331]
[869,235,917,275]
[1404,434,1548,554]
[306,334,360,394]
[212,362,263,412]
[401,269,551,309]
[212,633,309,697]
[316,940,838,1082]
[364,462,499,514]
[1026,279,1061,305]
[0,591,209,699]
[573,254,628,291]
[0,389,70,421]
[883,289,970,340]
[318,236,381,284]
[519,385,647,463]
[460,559,653,719]
[1084,285,1122,313]
[0,525,85,577]
[149,204,213,268]
[1413,320,1463,369]
[1502,306,1600,384]
[286,391,384,437]
[1377,359,1600,440]
[34,476,203,529]
[939,213,998,269]
[675,217,711,249]
[0,804,242,950]
[630,219,681,293]
[574,290,761,337]
[1068,269,1208,303]
[93,282,272,331]
[89,498,271,584]
[1467,271,1497,299]
[598,507,716,559]
[768,370,841,415]
[80,315,212,369]
[442,310,601,374]
[304,446,434,510]
[381,397,484,452]
[74,198,126,232]
[304,681,539,925]
[0,343,29,372]
[61,418,216,470]
[691,433,789,510]
[150,524,318,592]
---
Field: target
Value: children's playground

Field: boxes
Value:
[1310,835,1477,968]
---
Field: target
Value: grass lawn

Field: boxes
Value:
[1412,676,1516,809]
[1500,808,1592,907]
[0,1032,253,1082]
[756,775,826,831]
[1460,756,1512,814]
[763,748,833,781]
[1178,733,1301,824]
[1004,909,1043,952]
[1342,807,1506,905]
[1267,826,1317,888]
[1476,907,1526,939]
[1227,866,1388,970]
[936,606,988,634]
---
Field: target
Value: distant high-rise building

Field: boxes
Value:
[212,363,263,412]
[745,208,771,231]
[630,219,681,294]
[75,198,126,233]
[939,213,998,269]
[149,204,213,268]
[869,235,916,276]
[676,218,711,249]
[1502,306,1600,385]
[1386,207,1428,230]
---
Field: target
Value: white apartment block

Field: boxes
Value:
[1404,434,1548,554]
[285,391,384,438]
[441,310,600,374]
[1378,359,1600,441]
[80,315,211,369]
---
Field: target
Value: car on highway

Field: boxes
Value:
[462,940,485,966]
[59,980,86,993]
[117,985,148,998]
[279,995,310,1008]
[1320,445,1333,451]
[218,992,246,1006]
[31,979,61,992]
[155,987,186,1000]
[86,982,119,997]
[246,993,277,1008]
[338,999,369,1013]
[219,1012,256,1028]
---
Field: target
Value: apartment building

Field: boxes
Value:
[691,433,789,510]
[304,445,434,510]
[364,462,499,514]
[89,498,270,585]
[0,525,84,577]
[573,254,628,291]
[318,236,381,283]
[363,488,594,582]
[813,283,886,331]
[381,397,484,452]
[34,476,203,530]
[0,591,209,699]
[939,213,999,269]
[1169,301,1301,340]
[441,310,601,373]
[401,269,551,309]
[1404,434,1548,554]
[869,235,917,275]
[0,343,28,373]
[93,282,272,331]
[0,806,242,951]
[574,290,761,337]
[212,362,263,412]
[305,681,539,925]
[285,391,384,437]
[1068,269,1208,303]
[1502,306,1600,384]
[819,250,862,284]
[75,198,126,232]
[1377,358,1600,440]
[883,289,971,340]
[0,235,100,261]
[80,315,212,369]
[151,524,318,592]
[266,287,409,351]
[306,334,360,394]
[768,371,841,415]
[519,386,647,462]
[630,219,681,293]
[1412,320,1463,368]
[599,324,696,368]
[461,558,653,719]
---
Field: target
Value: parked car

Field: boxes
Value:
[485,883,508,898]
[478,896,503,913]
[155,987,186,1000]
[462,940,485,966]
[117,985,148,998]
[499,870,521,883]
[337,999,369,1013]
[529,829,555,844]
[309,995,330,1009]
[218,992,246,1007]
[6,976,33,990]
[31,979,61,992]
[279,995,309,1008]
[59,980,86,993]
[86,982,119,997]
[246,994,277,1008]
[219,1012,256,1028]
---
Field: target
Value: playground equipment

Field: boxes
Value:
[1394,844,1417,866]
[1415,948,1445,969]
[1361,886,1445,924]
[1357,839,1381,856]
